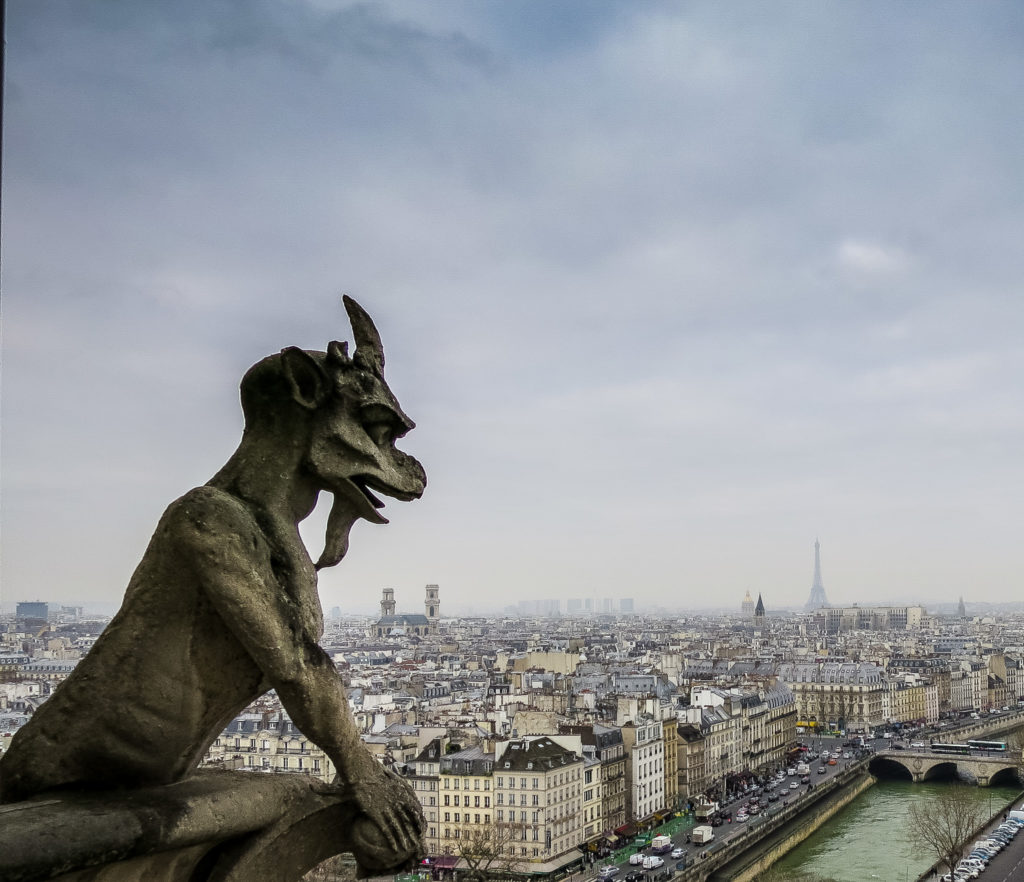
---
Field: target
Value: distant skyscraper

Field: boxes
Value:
[804,539,830,611]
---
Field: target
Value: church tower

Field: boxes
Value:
[425,584,440,628]
[754,593,766,626]
[804,538,830,611]
[380,588,396,617]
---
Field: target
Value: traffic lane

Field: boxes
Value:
[680,766,857,855]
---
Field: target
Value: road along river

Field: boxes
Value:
[771,779,1022,882]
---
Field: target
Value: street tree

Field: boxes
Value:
[907,784,984,874]
[456,822,526,882]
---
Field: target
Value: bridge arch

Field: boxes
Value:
[868,756,913,781]
[918,761,960,783]
[988,766,1023,787]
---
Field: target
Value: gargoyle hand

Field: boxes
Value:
[347,758,425,870]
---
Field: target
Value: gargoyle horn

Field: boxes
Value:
[343,294,385,373]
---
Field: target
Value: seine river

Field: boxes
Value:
[772,779,1022,882]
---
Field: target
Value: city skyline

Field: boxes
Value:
[3,3,1023,612]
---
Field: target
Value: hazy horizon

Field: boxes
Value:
[3,2,1022,612]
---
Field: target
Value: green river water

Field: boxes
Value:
[771,779,1022,882]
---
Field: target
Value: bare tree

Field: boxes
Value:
[907,784,985,874]
[456,822,526,882]
[302,855,356,882]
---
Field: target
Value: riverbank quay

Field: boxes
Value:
[678,762,875,882]
[914,788,1024,881]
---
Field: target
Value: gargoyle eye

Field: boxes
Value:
[360,403,403,446]
[364,421,392,446]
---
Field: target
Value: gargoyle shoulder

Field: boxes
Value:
[160,486,264,555]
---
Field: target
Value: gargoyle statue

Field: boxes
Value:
[0,296,426,872]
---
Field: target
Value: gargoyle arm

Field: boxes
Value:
[176,491,422,854]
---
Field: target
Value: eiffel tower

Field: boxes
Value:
[804,538,830,611]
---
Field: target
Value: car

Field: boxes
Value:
[955,868,981,879]
[790,781,799,789]
[624,872,643,882]
[749,804,761,815]
[597,867,619,879]
[628,853,645,866]
[842,751,851,759]
[642,856,664,870]
[827,758,838,765]
[670,848,685,859]
[735,813,748,823]
[818,766,827,774]
[787,767,796,776]
[675,860,687,871]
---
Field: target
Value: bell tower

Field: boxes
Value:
[425,584,440,625]
[381,588,396,617]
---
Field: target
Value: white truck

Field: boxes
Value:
[650,835,673,854]
[796,762,810,775]
[691,825,715,845]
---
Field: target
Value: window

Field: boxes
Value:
[484,797,490,808]
[444,812,450,822]
[454,813,460,822]
[454,796,460,807]
[474,796,480,807]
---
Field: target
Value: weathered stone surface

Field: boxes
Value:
[0,298,425,880]
[0,770,381,881]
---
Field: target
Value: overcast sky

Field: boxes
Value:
[3,1,1022,615]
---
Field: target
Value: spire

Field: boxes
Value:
[804,539,830,611]
[754,594,765,618]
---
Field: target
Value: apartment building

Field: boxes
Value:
[619,718,665,824]
[779,661,885,733]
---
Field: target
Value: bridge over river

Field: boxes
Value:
[870,745,1023,785]
[871,708,1024,785]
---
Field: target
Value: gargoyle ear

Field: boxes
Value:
[281,347,328,410]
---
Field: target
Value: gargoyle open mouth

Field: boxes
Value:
[343,474,422,526]
[317,473,421,570]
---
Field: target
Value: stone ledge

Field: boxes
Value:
[0,769,380,882]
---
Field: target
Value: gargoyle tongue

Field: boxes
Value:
[315,484,389,570]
